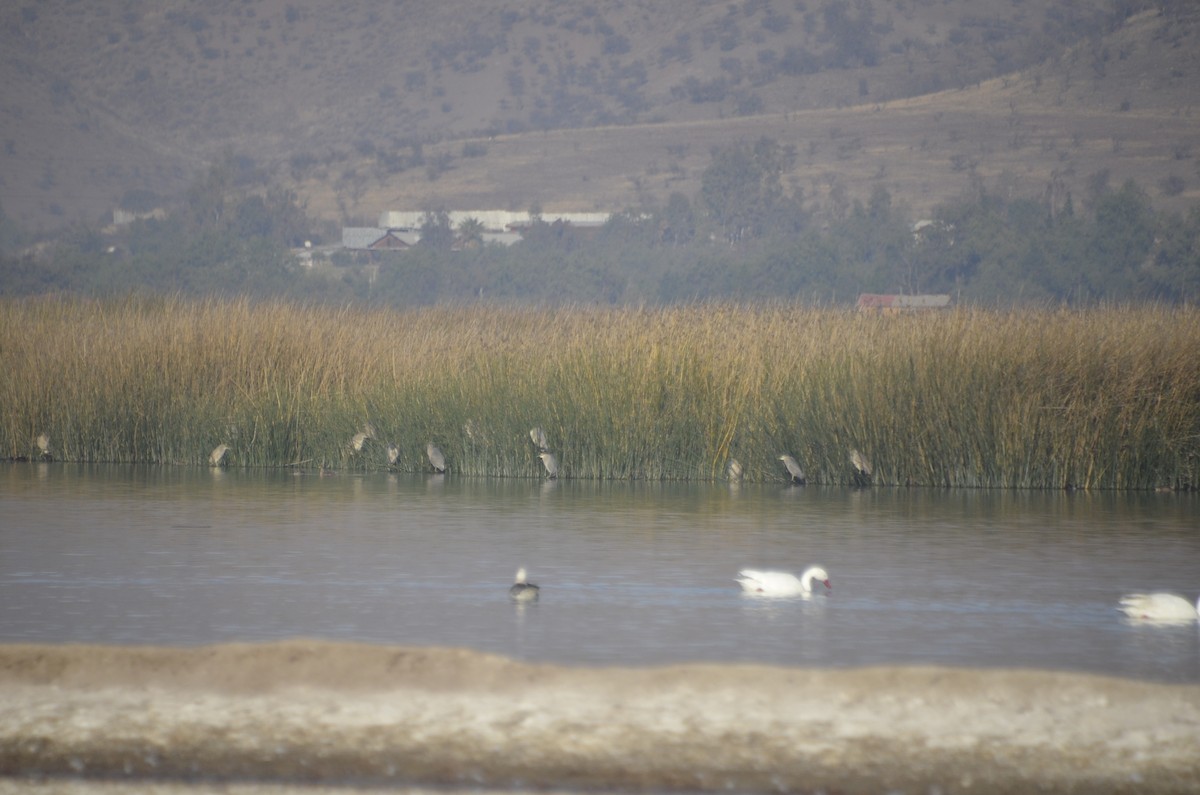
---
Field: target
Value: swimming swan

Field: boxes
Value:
[509,567,540,602]
[1118,592,1198,624]
[736,566,831,596]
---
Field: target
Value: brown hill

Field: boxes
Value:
[0,1,1196,234]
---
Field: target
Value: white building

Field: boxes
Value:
[378,210,610,232]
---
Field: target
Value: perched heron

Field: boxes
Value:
[209,444,230,467]
[35,433,51,459]
[509,567,540,602]
[778,454,806,485]
[386,443,400,467]
[426,442,446,473]
[351,424,374,453]
[529,426,549,451]
[538,451,559,479]
[850,448,873,486]
[727,458,744,482]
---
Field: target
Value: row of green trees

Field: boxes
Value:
[2,140,1197,305]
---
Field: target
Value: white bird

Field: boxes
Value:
[1118,592,1199,624]
[727,458,743,481]
[509,567,540,602]
[530,426,549,451]
[736,566,831,597]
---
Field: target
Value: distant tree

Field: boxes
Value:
[699,137,802,244]
[457,217,485,249]
[425,152,453,181]
[506,69,525,97]
[679,76,730,103]
[780,45,820,75]
[418,208,455,250]
[408,142,425,168]
[604,34,631,55]
[660,192,696,247]
[597,208,655,248]
[118,188,164,214]
[762,11,792,32]
[184,155,237,229]
[1085,180,1156,297]
[821,0,880,68]
[517,218,583,252]
[1083,168,1111,210]
[288,152,319,181]
[259,187,310,246]
[1138,207,1200,301]
[1161,175,1186,197]
[232,195,274,241]
[735,92,765,116]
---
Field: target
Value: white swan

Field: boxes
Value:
[1118,592,1199,624]
[509,567,540,602]
[736,566,831,596]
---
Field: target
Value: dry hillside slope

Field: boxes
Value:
[0,1,1196,232]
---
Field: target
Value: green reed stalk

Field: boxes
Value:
[2,296,1197,489]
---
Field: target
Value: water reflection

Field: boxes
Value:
[1,463,1197,681]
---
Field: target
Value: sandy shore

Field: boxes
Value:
[2,640,1198,794]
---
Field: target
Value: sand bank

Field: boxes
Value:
[2,640,1198,794]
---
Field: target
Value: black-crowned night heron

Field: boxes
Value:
[529,426,549,451]
[426,442,446,473]
[509,567,540,601]
[36,433,51,459]
[209,444,230,466]
[351,433,368,452]
[387,443,400,467]
[778,454,806,484]
[538,451,559,479]
[850,448,872,486]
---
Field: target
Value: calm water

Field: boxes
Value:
[2,463,1198,682]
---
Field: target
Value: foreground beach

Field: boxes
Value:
[1,641,1198,794]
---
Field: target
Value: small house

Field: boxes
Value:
[341,227,420,261]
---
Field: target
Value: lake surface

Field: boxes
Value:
[2,463,1198,682]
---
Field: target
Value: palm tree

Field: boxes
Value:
[457,216,485,249]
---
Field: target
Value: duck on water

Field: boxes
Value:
[1119,592,1198,624]
[509,567,540,602]
[736,566,831,597]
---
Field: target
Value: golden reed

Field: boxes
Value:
[2,295,1197,489]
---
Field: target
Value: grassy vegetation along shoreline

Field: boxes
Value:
[2,296,1198,490]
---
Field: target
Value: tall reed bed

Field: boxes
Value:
[2,295,1197,489]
